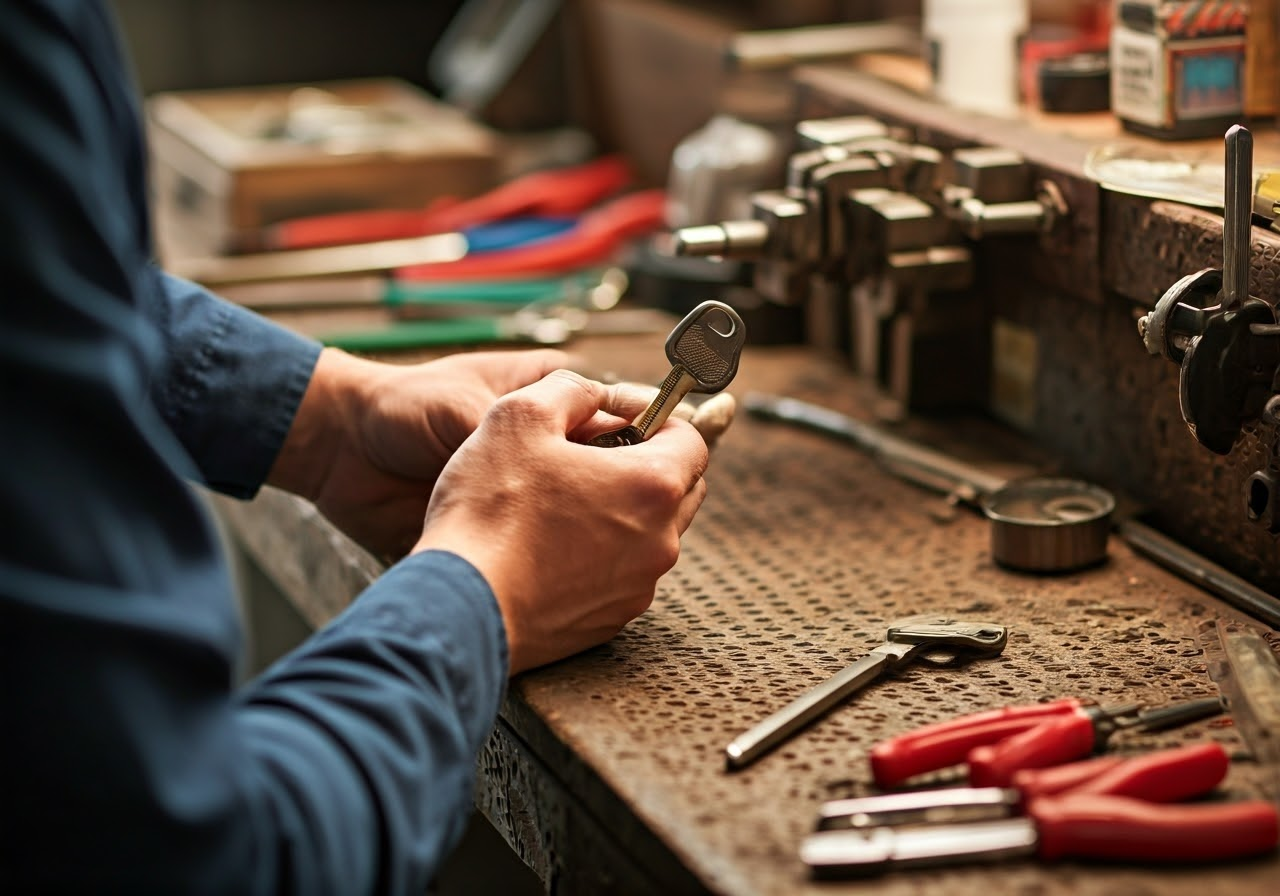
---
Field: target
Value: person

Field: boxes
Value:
[0,2,711,892]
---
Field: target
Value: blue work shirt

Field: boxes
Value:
[0,2,508,893]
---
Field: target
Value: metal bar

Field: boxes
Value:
[725,644,908,771]
[1222,125,1253,312]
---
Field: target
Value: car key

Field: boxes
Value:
[725,615,1008,771]
[589,300,745,447]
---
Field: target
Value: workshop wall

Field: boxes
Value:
[110,0,464,95]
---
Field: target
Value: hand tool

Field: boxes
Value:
[803,749,1278,877]
[745,392,1280,627]
[396,189,668,282]
[214,267,624,313]
[174,232,469,288]
[246,154,632,251]
[723,616,1008,772]
[588,300,745,448]
[1215,620,1280,798]
[821,741,1230,830]
[868,694,1226,789]
[318,306,674,353]
[176,216,578,288]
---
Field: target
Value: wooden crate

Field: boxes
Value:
[147,78,500,257]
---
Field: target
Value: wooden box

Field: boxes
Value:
[147,78,501,257]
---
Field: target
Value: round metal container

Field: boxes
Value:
[980,478,1116,573]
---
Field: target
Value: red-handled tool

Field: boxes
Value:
[1031,795,1277,863]
[804,795,1277,876]
[869,697,1086,787]
[805,742,1277,876]
[821,742,1228,830]
[253,155,634,251]
[869,695,1226,788]
[395,189,668,282]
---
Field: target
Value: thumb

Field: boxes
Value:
[495,368,608,435]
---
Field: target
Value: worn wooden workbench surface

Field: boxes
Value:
[216,330,1280,896]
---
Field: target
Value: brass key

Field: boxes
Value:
[590,300,746,447]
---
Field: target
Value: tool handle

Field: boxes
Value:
[1011,755,1127,802]
[319,317,504,352]
[1032,794,1279,863]
[869,698,1082,788]
[397,190,666,282]
[1070,742,1228,801]
[1013,742,1228,803]
[270,156,633,250]
[968,712,1095,787]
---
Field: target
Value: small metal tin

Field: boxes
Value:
[981,477,1115,573]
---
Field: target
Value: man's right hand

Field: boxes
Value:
[411,369,710,674]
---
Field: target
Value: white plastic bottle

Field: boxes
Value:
[923,0,1030,117]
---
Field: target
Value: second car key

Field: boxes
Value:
[590,300,746,447]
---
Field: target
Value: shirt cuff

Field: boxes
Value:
[152,270,322,498]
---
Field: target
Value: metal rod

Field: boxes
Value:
[1222,125,1253,312]
[1119,520,1280,628]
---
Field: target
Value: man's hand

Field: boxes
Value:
[269,348,569,562]
[414,370,710,674]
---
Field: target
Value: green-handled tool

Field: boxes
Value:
[320,313,573,352]
[216,267,624,312]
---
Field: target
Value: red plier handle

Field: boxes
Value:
[265,155,634,250]
[1014,741,1229,804]
[395,189,667,282]
[1032,794,1278,863]
[869,698,1085,788]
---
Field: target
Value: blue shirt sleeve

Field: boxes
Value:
[0,3,509,893]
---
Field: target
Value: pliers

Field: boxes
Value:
[869,695,1226,788]
[804,742,1279,875]
[394,189,667,282]
[244,155,634,251]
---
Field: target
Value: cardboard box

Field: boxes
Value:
[147,78,500,257]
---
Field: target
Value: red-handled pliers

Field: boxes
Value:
[822,741,1231,830]
[394,189,667,282]
[251,155,634,251]
[804,742,1279,876]
[869,695,1225,789]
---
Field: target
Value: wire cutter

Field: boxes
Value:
[869,695,1226,788]
[804,742,1279,876]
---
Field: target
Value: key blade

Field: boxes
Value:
[665,300,746,392]
[802,819,1037,877]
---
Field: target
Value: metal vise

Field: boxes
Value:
[1137,126,1280,532]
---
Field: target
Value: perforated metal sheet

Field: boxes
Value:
[220,335,1280,895]
[491,343,1279,896]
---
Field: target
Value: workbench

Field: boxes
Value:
[214,331,1280,896]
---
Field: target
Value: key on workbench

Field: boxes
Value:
[725,615,1008,771]
[589,300,745,447]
